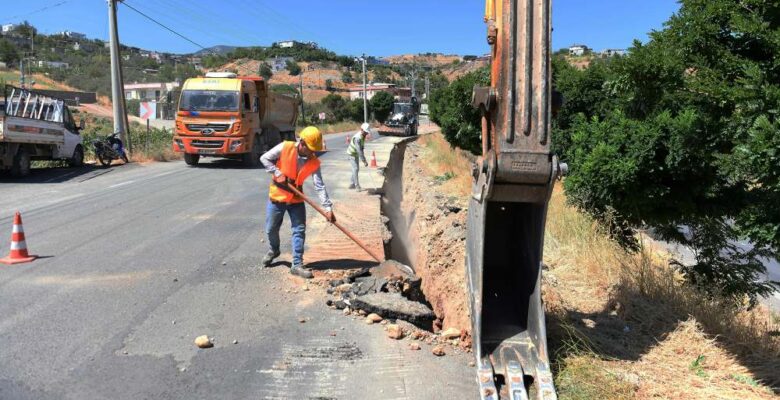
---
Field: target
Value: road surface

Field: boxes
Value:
[0,132,476,400]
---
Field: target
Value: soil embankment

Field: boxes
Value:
[381,137,471,336]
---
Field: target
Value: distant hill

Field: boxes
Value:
[193,45,237,56]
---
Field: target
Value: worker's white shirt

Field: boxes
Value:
[260,142,333,211]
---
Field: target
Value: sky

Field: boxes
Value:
[1,0,681,56]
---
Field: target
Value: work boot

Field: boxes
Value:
[348,183,356,189]
[355,185,362,192]
[290,264,314,279]
[261,250,280,267]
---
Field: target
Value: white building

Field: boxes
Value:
[58,31,86,40]
[1,24,16,33]
[276,40,297,48]
[124,82,180,102]
[348,83,411,101]
[267,56,294,72]
[37,61,70,69]
[601,48,627,57]
[568,44,591,56]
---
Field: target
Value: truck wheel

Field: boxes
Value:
[404,125,412,136]
[242,136,261,168]
[69,145,84,167]
[184,153,200,166]
[11,148,31,177]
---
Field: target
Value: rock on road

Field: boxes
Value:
[0,132,476,400]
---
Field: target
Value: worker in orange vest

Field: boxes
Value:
[259,126,335,279]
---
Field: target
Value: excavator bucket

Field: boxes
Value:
[468,0,561,398]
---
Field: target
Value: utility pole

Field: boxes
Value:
[425,73,430,101]
[19,58,24,88]
[408,68,419,99]
[355,54,368,123]
[108,0,130,149]
[299,72,306,125]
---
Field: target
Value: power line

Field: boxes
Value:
[1,1,70,24]
[121,0,208,52]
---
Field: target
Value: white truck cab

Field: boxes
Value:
[0,85,85,177]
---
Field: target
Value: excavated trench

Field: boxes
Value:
[325,137,470,342]
[380,140,418,271]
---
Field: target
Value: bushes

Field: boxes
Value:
[428,67,489,155]
[369,91,394,123]
[554,0,780,306]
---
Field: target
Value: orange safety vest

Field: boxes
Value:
[268,141,321,204]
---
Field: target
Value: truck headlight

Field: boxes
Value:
[229,139,242,152]
[175,138,184,150]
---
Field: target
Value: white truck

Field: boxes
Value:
[0,86,85,177]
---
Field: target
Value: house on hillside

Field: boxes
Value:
[275,40,298,48]
[188,57,202,69]
[58,31,86,40]
[2,24,16,33]
[36,61,70,69]
[568,44,591,56]
[267,56,294,72]
[124,82,180,102]
[348,83,411,101]
[601,48,626,57]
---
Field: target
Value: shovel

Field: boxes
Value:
[282,183,384,263]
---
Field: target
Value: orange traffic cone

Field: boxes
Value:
[370,151,378,168]
[0,212,37,265]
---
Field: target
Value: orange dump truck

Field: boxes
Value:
[173,72,299,167]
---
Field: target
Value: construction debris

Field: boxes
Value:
[409,342,421,351]
[386,324,404,340]
[352,293,435,329]
[441,327,461,340]
[194,335,213,348]
[432,345,446,356]
[366,313,383,323]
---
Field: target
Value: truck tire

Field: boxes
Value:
[11,148,31,177]
[404,125,412,136]
[69,145,84,167]
[184,153,200,166]
[242,135,262,168]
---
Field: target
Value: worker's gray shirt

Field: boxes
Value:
[260,142,333,211]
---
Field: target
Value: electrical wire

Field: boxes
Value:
[120,0,208,52]
[1,1,70,24]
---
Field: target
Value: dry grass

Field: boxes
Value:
[416,132,473,197]
[543,183,780,399]
[295,121,361,135]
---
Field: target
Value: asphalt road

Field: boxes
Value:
[0,132,476,400]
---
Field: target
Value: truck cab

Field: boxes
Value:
[0,86,84,177]
[173,72,298,167]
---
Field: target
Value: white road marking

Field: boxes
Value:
[109,180,135,188]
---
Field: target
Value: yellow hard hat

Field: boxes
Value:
[299,126,323,151]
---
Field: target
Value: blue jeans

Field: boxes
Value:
[265,200,306,266]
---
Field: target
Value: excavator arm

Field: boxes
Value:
[468,0,564,399]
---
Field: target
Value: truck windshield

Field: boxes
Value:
[179,90,239,112]
[393,104,412,114]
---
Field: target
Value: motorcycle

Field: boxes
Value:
[93,133,129,167]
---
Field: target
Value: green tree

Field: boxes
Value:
[429,67,489,155]
[370,91,394,123]
[0,39,19,65]
[556,0,780,306]
[286,60,301,76]
[372,67,391,83]
[325,79,334,91]
[258,62,273,80]
[341,70,353,84]
[345,99,365,122]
